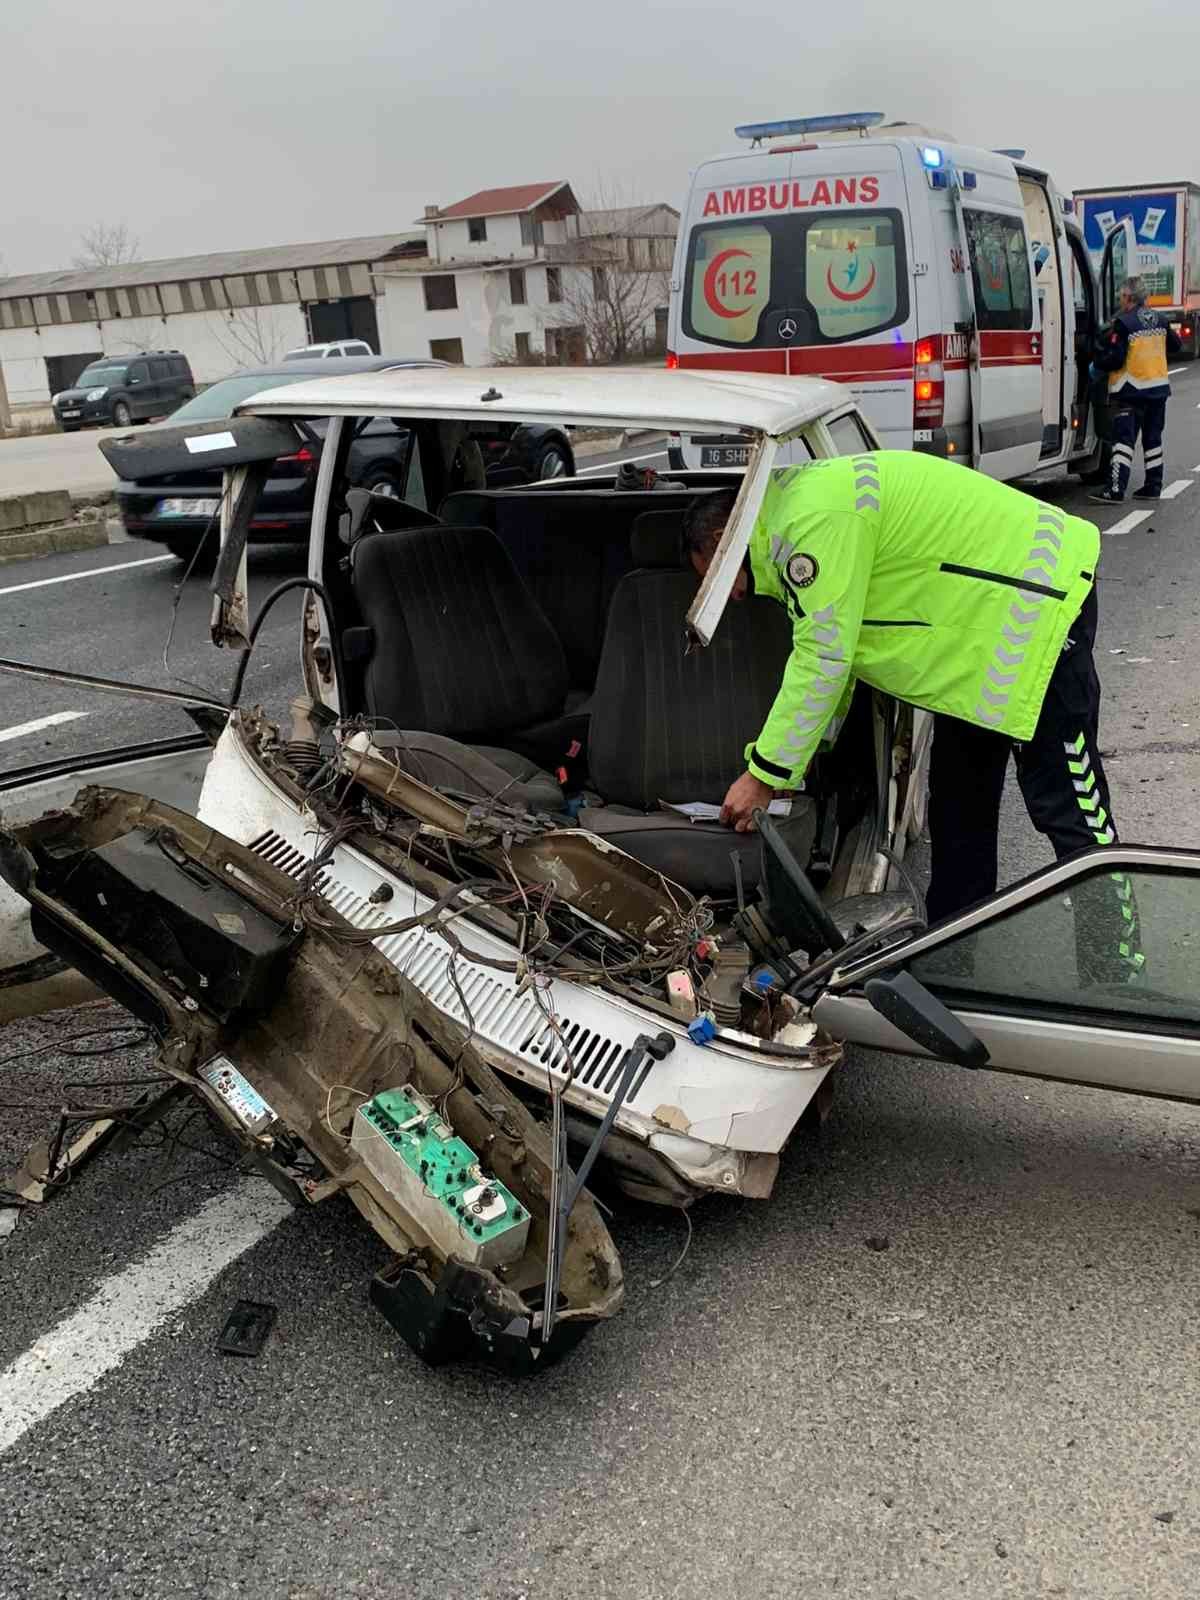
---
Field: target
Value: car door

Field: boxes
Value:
[1096,217,1139,323]
[811,845,1200,1102]
[125,359,152,419]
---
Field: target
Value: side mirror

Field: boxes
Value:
[864,969,989,1067]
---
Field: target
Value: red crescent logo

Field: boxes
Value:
[825,260,878,302]
[703,248,753,319]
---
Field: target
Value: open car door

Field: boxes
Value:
[1097,217,1139,322]
[812,846,1200,1103]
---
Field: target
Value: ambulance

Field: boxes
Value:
[666,112,1137,480]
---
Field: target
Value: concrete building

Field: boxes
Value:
[375,183,677,366]
[0,188,679,407]
[0,233,424,406]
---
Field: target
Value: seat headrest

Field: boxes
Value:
[630,509,686,569]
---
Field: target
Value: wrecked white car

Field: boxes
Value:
[2,368,1198,1372]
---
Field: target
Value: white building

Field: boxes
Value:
[375,183,677,366]
[0,189,678,409]
[0,233,424,407]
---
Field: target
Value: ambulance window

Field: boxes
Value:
[687,223,773,346]
[806,217,900,340]
[963,210,1033,331]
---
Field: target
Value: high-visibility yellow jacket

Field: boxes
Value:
[744,452,1100,789]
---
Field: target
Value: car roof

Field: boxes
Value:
[236,365,850,436]
[213,356,442,381]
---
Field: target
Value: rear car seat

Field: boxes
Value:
[580,518,815,899]
[348,523,581,777]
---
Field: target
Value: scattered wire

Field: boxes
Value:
[649,1206,694,1289]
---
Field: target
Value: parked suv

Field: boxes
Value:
[52,352,194,432]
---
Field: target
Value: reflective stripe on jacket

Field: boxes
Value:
[745,452,1100,789]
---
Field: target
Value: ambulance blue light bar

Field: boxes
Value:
[734,111,885,142]
[994,148,1027,160]
[921,146,943,168]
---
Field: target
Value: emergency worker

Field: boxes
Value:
[1090,275,1181,503]
[685,453,1140,983]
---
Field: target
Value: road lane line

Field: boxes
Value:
[1168,366,1186,375]
[1160,480,1192,499]
[0,1179,291,1457]
[0,554,173,600]
[576,449,667,477]
[1102,510,1154,537]
[0,710,89,745]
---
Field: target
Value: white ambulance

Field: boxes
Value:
[666,112,1137,480]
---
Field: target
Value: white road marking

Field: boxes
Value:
[575,449,667,477]
[0,1179,291,1457]
[1168,366,1186,375]
[0,553,173,600]
[0,710,89,745]
[1102,510,1154,537]
[1160,480,1192,499]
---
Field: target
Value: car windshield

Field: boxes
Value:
[77,366,126,388]
[168,372,318,423]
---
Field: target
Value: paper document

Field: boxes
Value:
[659,799,793,823]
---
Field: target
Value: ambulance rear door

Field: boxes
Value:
[956,160,1044,479]
[672,141,919,457]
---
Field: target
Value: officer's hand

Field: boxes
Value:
[720,772,776,833]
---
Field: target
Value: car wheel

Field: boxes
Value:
[362,468,404,499]
[111,401,133,428]
[535,443,570,480]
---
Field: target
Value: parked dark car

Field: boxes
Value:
[53,352,194,432]
[114,357,577,561]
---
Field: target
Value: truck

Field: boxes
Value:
[1074,181,1200,357]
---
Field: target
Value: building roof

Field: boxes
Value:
[425,183,573,221]
[0,232,425,301]
[581,204,680,236]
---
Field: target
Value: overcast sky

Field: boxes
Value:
[2,0,1196,275]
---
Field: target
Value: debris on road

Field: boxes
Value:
[218,1299,278,1356]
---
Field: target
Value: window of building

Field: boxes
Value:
[430,337,465,364]
[468,217,488,243]
[546,267,563,304]
[423,275,458,312]
[509,268,527,306]
[521,213,545,249]
[514,331,532,361]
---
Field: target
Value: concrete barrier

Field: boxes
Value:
[0,489,112,564]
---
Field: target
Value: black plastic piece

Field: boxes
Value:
[218,1300,278,1356]
[864,969,990,1067]
[99,415,301,481]
[370,1258,593,1375]
[757,811,846,955]
[37,827,297,1021]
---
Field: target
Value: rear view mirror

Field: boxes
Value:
[864,970,989,1067]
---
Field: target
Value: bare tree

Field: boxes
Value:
[212,305,288,366]
[555,184,674,365]
[72,221,140,269]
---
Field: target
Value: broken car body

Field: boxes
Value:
[3,367,1199,1371]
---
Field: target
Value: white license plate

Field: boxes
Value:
[60,410,81,419]
[700,445,750,467]
[155,497,220,518]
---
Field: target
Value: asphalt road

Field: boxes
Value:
[1,410,1199,1599]
[0,420,126,499]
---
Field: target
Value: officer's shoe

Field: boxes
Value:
[1133,487,1161,500]
[1088,490,1125,504]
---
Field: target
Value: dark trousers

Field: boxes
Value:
[925,588,1138,982]
[1111,396,1167,496]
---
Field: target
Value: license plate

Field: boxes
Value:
[155,497,219,518]
[60,410,81,419]
[700,445,750,467]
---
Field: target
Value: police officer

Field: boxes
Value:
[1089,275,1181,504]
[685,452,1139,980]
